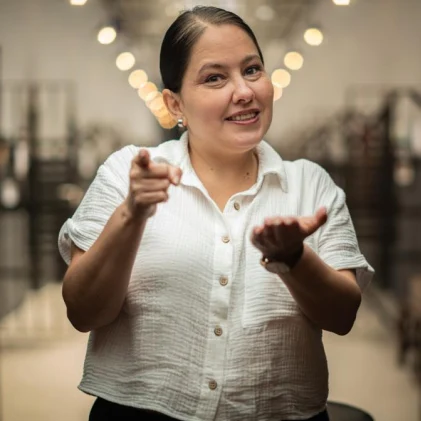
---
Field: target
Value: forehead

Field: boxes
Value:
[188,24,259,71]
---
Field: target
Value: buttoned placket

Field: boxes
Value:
[195,194,251,420]
[194,211,233,420]
[180,163,264,420]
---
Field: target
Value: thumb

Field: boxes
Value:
[300,207,328,236]
[315,206,328,225]
[168,166,182,186]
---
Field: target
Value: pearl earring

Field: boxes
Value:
[177,118,184,128]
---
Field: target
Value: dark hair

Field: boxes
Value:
[159,6,264,93]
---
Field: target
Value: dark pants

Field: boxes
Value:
[89,397,330,421]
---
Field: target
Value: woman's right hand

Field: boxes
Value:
[124,149,182,220]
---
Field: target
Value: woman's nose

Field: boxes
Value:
[232,79,255,104]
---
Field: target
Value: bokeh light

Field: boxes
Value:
[128,69,148,89]
[116,52,135,71]
[271,69,291,88]
[97,26,117,45]
[304,28,324,46]
[284,51,304,71]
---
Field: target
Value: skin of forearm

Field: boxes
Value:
[62,202,147,332]
[279,245,362,335]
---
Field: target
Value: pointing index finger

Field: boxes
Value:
[134,149,150,169]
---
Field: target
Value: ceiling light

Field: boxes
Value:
[148,96,167,116]
[304,28,324,46]
[128,69,148,88]
[97,26,117,45]
[116,52,135,71]
[332,0,350,5]
[158,113,177,129]
[154,106,169,118]
[145,91,161,104]
[284,51,304,71]
[138,82,158,100]
[271,69,291,88]
[70,0,88,5]
[273,85,283,102]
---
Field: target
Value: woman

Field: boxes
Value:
[59,6,373,421]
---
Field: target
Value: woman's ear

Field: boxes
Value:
[162,89,183,121]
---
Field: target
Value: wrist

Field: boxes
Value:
[120,200,149,226]
[282,244,305,268]
[261,243,304,274]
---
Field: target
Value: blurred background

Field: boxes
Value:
[0,0,421,420]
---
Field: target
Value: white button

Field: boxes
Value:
[219,276,228,286]
[208,380,217,390]
[221,235,230,243]
[214,326,223,336]
[234,202,240,211]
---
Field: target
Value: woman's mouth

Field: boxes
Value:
[226,111,260,123]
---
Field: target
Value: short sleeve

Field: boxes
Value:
[314,167,375,292]
[58,146,133,265]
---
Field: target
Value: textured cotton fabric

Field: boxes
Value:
[58,132,374,421]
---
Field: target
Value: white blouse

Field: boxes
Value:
[58,132,373,421]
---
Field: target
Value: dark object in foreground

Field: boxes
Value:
[328,401,374,421]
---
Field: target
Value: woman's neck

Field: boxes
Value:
[188,141,258,183]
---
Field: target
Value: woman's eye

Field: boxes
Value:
[245,65,262,76]
[205,74,223,83]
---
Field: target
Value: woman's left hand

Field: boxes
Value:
[251,207,328,261]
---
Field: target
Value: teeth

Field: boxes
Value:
[229,112,257,121]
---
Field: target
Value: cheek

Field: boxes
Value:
[258,80,274,125]
[186,93,229,121]
[260,79,274,104]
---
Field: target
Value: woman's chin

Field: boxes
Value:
[230,131,264,150]
[225,121,268,148]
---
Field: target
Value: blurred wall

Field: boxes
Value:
[0,0,159,145]
[267,0,421,146]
